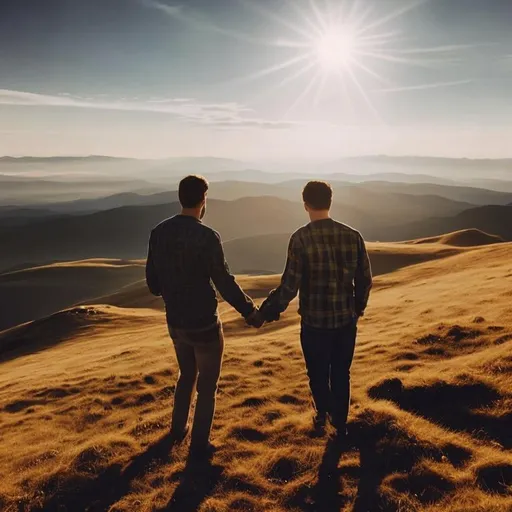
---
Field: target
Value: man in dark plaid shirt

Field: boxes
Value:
[146,175,260,457]
[259,181,372,436]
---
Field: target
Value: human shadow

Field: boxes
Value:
[156,454,224,512]
[288,435,352,511]
[38,433,176,511]
[289,421,400,512]
[351,426,382,512]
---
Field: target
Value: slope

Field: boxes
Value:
[223,234,465,275]
[0,260,144,332]
[0,242,510,511]
[380,205,512,242]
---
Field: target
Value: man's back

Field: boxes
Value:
[295,218,371,328]
[146,214,254,329]
[261,218,372,329]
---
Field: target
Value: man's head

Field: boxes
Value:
[179,175,209,219]
[302,181,333,217]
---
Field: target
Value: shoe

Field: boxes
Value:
[311,413,327,436]
[170,426,189,444]
[333,424,349,445]
[189,441,217,460]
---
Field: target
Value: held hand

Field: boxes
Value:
[246,309,265,329]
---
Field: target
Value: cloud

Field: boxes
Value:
[141,0,271,45]
[210,119,296,130]
[374,79,473,93]
[0,89,294,130]
[393,44,492,55]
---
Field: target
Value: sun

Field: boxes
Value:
[315,28,356,72]
[237,0,470,118]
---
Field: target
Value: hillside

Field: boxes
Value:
[0,260,144,332]
[224,234,465,275]
[410,229,505,247]
[0,240,468,331]
[381,205,512,243]
[0,241,510,511]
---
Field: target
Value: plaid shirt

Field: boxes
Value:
[146,215,255,329]
[260,218,372,329]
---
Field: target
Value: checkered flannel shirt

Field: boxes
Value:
[260,218,372,329]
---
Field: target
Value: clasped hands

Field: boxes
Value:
[245,308,265,329]
[246,305,282,328]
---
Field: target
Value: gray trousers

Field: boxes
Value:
[168,322,224,448]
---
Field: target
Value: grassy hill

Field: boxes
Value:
[0,239,470,331]
[0,260,144,332]
[381,205,512,242]
[0,240,510,510]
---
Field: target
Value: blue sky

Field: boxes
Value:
[0,0,511,159]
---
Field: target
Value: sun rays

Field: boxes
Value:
[144,0,479,122]
[234,0,476,119]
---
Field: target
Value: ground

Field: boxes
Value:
[0,237,511,511]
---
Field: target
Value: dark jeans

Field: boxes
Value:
[300,319,357,428]
[168,322,224,448]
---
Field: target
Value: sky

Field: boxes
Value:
[0,0,511,160]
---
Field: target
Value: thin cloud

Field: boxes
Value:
[374,79,473,93]
[394,43,493,55]
[142,0,272,46]
[0,89,294,130]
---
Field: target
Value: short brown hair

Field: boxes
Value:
[302,181,333,210]
[178,175,209,208]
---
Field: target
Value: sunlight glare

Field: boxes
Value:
[236,0,464,119]
[316,29,356,72]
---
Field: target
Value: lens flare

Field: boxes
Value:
[316,29,356,72]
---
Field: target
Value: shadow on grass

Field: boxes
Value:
[38,433,176,511]
[156,456,224,512]
[369,378,511,448]
[288,436,351,512]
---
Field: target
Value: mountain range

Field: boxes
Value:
[0,195,510,274]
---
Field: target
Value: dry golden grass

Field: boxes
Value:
[0,240,511,511]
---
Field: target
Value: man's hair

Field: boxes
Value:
[302,181,333,210]
[178,175,209,208]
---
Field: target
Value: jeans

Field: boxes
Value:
[300,318,357,428]
[168,322,224,448]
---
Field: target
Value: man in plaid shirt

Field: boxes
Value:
[259,181,372,436]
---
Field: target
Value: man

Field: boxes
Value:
[145,175,260,457]
[259,181,372,436]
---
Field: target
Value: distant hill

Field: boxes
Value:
[36,191,179,214]
[319,155,512,181]
[224,234,465,275]
[0,198,320,271]
[0,260,144,332]
[411,229,505,247]
[361,181,512,206]
[0,176,158,205]
[2,154,511,185]
[0,209,68,228]
[381,205,512,243]
[5,180,493,220]
[0,197,510,272]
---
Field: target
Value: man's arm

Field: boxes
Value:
[145,233,161,297]
[260,233,303,321]
[354,234,372,316]
[208,232,255,318]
